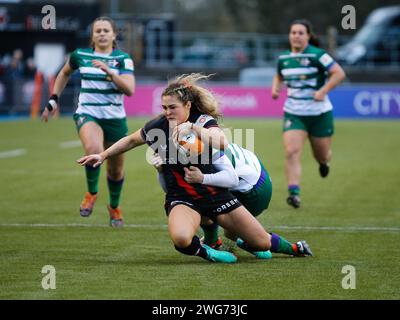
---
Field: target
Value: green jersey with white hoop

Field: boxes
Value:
[277,45,336,116]
[224,143,263,193]
[193,116,266,193]
[69,48,134,119]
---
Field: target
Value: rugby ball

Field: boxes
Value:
[177,130,204,157]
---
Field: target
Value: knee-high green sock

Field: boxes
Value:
[85,165,100,194]
[107,176,124,209]
[270,233,296,255]
[201,222,219,245]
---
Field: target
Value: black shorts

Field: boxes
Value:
[165,192,242,221]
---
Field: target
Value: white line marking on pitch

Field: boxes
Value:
[0,223,399,232]
[272,225,400,232]
[59,140,81,149]
[0,149,26,159]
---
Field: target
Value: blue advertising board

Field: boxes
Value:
[330,86,400,118]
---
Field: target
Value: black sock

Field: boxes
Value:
[174,236,208,258]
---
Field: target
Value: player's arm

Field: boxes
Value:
[271,73,283,99]
[91,60,135,96]
[41,61,74,122]
[113,73,135,97]
[149,153,168,193]
[314,63,346,101]
[199,126,229,150]
[183,154,239,188]
[175,122,229,150]
[77,128,145,167]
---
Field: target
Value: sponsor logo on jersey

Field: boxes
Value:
[171,200,194,207]
[319,53,334,67]
[214,198,239,213]
[195,115,213,127]
[124,59,134,71]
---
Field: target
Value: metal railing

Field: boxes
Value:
[141,30,400,69]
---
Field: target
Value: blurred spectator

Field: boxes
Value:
[24,57,37,78]
[5,49,25,79]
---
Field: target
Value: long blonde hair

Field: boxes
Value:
[162,73,222,120]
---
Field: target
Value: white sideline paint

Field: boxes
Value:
[0,223,399,232]
[272,225,400,232]
[59,140,81,149]
[0,149,26,159]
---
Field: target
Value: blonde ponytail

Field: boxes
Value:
[162,73,222,120]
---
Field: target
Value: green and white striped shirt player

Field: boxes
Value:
[277,44,336,116]
[223,143,263,193]
[192,115,265,192]
[69,48,134,119]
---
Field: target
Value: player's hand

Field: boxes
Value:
[92,60,112,76]
[41,107,51,122]
[150,153,163,172]
[314,89,326,101]
[76,154,104,168]
[172,121,194,142]
[183,166,204,184]
[271,89,279,100]
[41,94,58,122]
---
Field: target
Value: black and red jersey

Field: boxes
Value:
[140,113,229,202]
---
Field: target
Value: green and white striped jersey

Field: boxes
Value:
[194,116,264,192]
[224,143,262,193]
[69,48,134,119]
[277,45,336,115]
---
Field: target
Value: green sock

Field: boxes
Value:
[107,176,124,209]
[85,165,100,194]
[270,233,296,255]
[201,223,219,245]
[288,185,300,196]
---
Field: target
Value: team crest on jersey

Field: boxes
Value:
[77,116,86,126]
[108,59,119,68]
[284,119,293,129]
[299,58,310,66]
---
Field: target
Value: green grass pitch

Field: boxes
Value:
[0,117,399,299]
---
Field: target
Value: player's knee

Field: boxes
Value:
[285,147,302,160]
[315,151,331,164]
[85,145,102,155]
[173,236,200,255]
[107,167,124,180]
[171,233,193,249]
